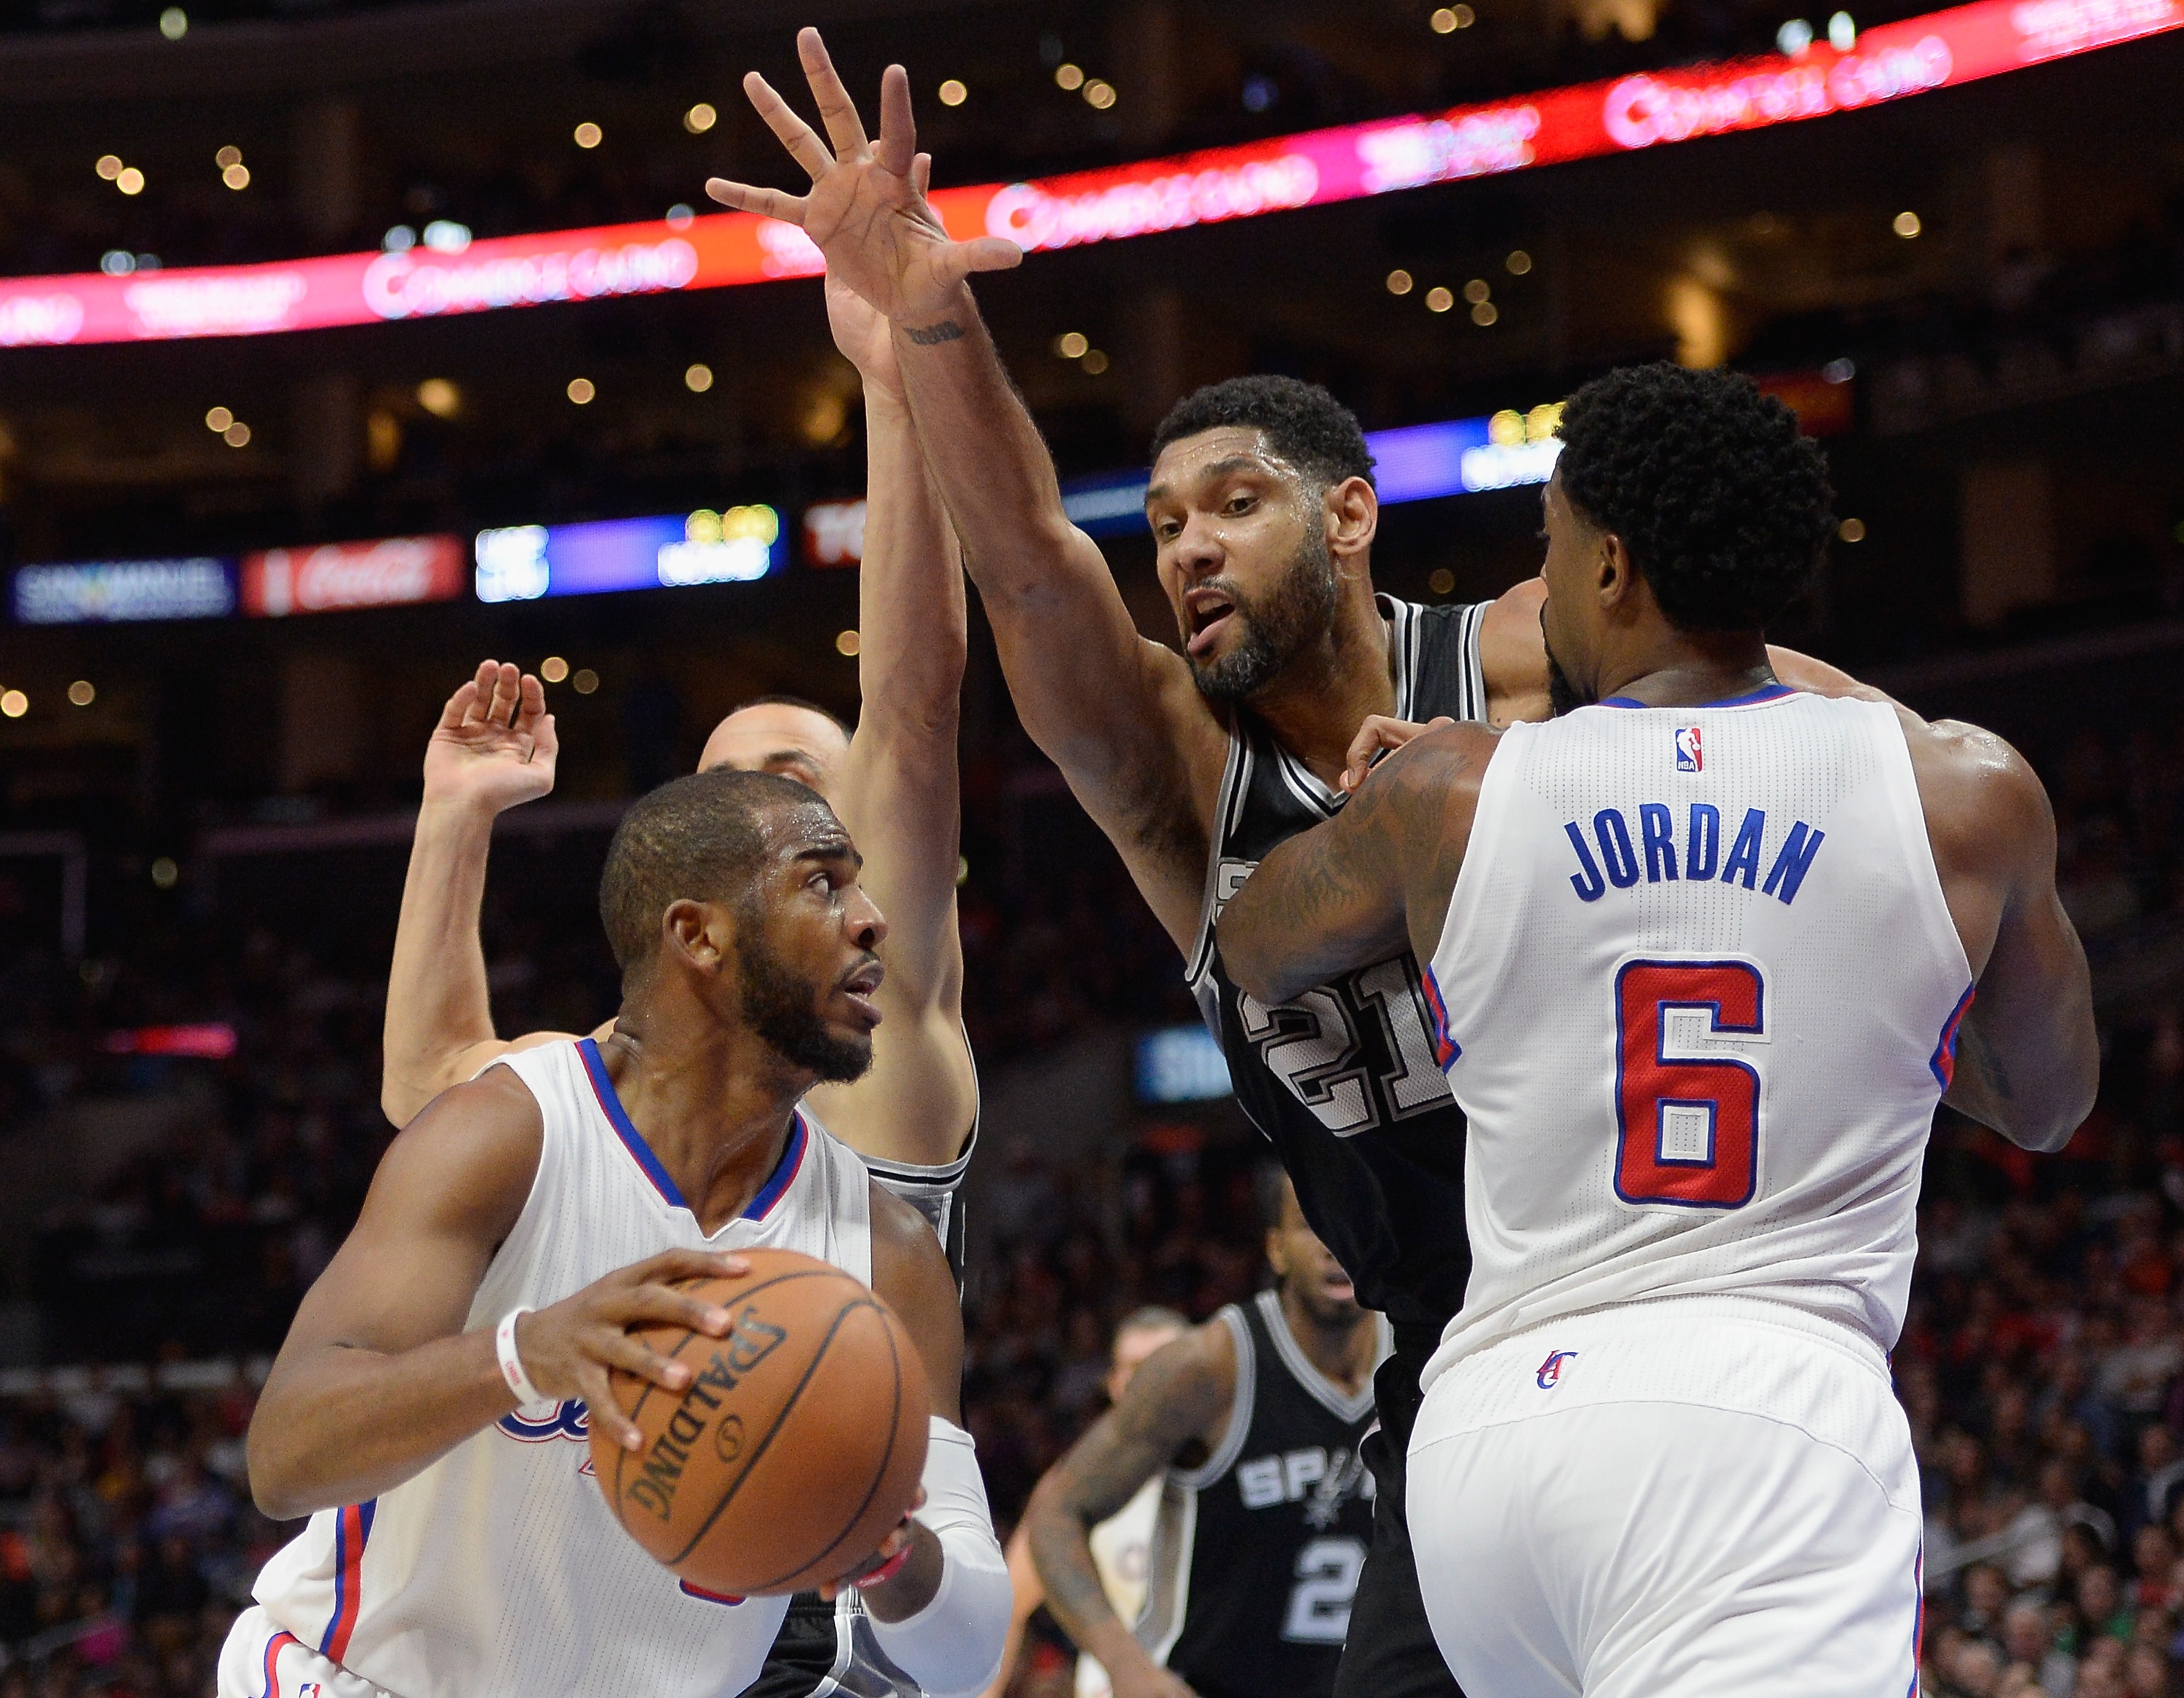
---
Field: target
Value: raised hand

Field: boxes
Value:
[423,660,559,816]
[826,268,902,401]
[705,26,1021,325]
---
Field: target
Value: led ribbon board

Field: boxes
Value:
[0,0,2172,347]
[475,506,786,602]
[1064,403,1569,534]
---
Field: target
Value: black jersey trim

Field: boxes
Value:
[1139,1479,1198,1669]
[1184,729,1252,991]
[1257,1289,1376,1423]
[1263,596,1423,819]
[1185,596,1488,988]
[1168,1305,1257,1492]
[1252,1290,1382,1425]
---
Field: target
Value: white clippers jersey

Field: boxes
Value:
[250,1038,874,1698]
[1420,687,1972,1389]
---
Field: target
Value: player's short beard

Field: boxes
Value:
[1543,609,1593,718]
[1290,1275,1364,1330]
[737,924,872,1084]
[1190,527,1340,705]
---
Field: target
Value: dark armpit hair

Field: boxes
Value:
[598,767,815,971]
[1150,375,1376,491]
[1555,363,1835,632]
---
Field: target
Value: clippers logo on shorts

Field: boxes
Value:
[1675,726,1703,773]
[625,1306,786,1523]
[1535,1349,1577,1389]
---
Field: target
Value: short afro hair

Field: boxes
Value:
[1555,363,1835,633]
[1150,375,1376,492]
[598,767,821,972]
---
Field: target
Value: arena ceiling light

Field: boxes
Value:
[0,0,2173,349]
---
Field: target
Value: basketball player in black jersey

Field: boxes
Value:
[704,30,1883,1697]
[1021,1170,1381,1698]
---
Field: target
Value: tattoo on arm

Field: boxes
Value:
[903,320,965,346]
[1026,1334,1230,1640]
[1234,737,1471,993]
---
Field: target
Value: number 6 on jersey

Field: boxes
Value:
[1614,960,1765,1208]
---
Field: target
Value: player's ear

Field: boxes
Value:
[1326,475,1377,567]
[1597,532,1638,609]
[1265,1225,1289,1279]
[662,899,730,972]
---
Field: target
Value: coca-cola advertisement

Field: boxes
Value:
[241,535,467,617]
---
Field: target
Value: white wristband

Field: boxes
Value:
[495,1307,546,1407]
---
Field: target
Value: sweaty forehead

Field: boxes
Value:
[1148,427,1300,496]
[763,797,856,862]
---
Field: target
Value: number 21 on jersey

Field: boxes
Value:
[1613,959,1767,1209]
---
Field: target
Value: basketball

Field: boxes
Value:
[589,1248,931,1597]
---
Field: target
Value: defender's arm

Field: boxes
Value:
[381,663,571,1126]
[893,291,1224,944]
[818,276,977,1166]
[1220,724,1494,1006]
[707,34,1223,946]
[1022,1323,1237,1698]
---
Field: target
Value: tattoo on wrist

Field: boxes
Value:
[903,320,965,346]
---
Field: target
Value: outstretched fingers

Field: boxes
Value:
[875,63,917,178]
[484,662,523,729]
[705,175,809,226]
[796,27,871,159]
[941,235,1026,284]
[740,70,835,182]
[438,678,482,732]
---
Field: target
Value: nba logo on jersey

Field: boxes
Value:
[1674,727,1703,773]
[1535,1350,1577,1390]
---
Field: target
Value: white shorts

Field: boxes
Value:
[1407,1295,1922,1698]
[216,1605,400,1698]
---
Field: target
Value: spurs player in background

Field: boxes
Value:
[224,770,1010,1698]
[705,31,1880,1698]
[381,263,976,1252]
[1218,363,2100,1696]
[980,1306,1189,1698]
[1022,1169,1382,1698]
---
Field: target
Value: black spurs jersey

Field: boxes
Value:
[1187,597,1489,1348]
[1137,1290,1387,1698]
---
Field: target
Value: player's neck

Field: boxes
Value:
[1591,631,1774,709]
[1246,587,1393,789]
[596,1018,812,1232]
[1276,1284,1377,1396]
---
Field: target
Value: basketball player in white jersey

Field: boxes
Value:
[221,770,1010,1698]
[703,34,1888,1698]
[1216,362,2100,1697]
[379,261,976,1234]
[981,1306,1190,1698]
[1022,1170,1383,1698]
